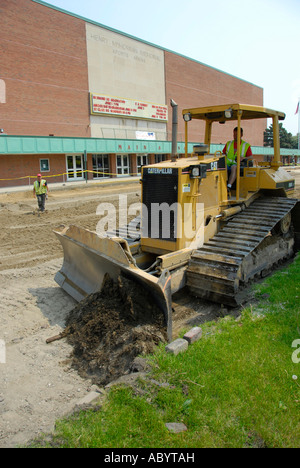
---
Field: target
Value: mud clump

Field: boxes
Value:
[64,274,167,386]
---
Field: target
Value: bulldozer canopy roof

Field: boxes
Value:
[182,103,285,122]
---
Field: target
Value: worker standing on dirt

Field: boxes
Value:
[223,127,252,190]
[33,173,48,212]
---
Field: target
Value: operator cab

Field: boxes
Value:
[182,103,294,202]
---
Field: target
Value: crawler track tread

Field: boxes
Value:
[187,197,299,305]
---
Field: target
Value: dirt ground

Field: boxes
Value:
[0,169,299,448]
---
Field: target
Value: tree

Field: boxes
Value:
[263,123,298,149]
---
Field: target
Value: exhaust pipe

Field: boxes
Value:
[170,99,178,161]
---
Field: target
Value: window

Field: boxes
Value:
[40,158,50,172]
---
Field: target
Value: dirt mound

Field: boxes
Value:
[64,274,167,386]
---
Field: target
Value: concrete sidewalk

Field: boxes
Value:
[0,176,141,194]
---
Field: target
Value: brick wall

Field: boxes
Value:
[0,153,70,187]
[0,0,268,189]
[164,51,265,147]
[0,0,90,137]
[1,0,266,144]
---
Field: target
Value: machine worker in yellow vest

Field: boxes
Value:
[223,127,253,190]
[33,173,49,212]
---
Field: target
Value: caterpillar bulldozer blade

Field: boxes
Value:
[54,225,173,341]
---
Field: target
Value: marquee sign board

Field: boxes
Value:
[90,93,168,122]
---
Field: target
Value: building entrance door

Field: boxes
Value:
[92,154,110,178]
[116,154,130,177]
[137,154,149,175]
[66,155,84,181]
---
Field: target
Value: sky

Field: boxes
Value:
[40,0,300,135]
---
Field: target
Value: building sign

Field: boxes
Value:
[136,131,156,140]
[90,93,168,122]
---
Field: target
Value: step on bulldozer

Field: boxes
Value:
[54,103,300,341]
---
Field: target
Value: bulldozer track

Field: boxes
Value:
[187,197,299,306]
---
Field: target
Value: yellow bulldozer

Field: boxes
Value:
[54,103,300,341]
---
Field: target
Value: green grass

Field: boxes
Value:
[31,254,300,448]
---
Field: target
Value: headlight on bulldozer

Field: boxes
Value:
[183,112,192,122]
[192,167,200,177]
[189,165,207,179]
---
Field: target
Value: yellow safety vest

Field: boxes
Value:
[34,179,47,195]
[225,140,250,166]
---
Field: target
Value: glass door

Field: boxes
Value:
[116,154,130,177]
[92,154,110,178]
[66,155,84,181]
[137,154,149,175]
[155,154,167,163]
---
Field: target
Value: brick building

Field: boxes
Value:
[0,0,270,188]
